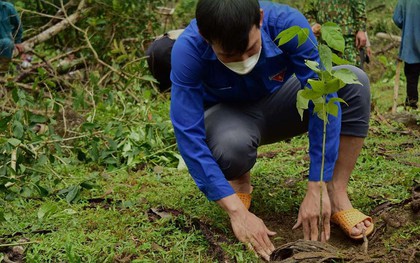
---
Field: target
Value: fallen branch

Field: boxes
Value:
[373,42,400,56]
[22,0,89,52]
[376,32,401,43]
[368,4,385,12]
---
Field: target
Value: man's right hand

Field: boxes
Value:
[217,194,276,261]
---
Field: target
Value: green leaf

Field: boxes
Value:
[320,22,345,53]
[0,211,5,222]
[0,115,12,131]
[38,203,58,220]
[11,88,19,103]
[7,138,21,147]
[308,79,326,94]
[328,97,348,106]
[305,60,322,74]
[140,75,158,83]
[325,78,346,94]
[276,26,301,46]
[319,44,332,73]
[296,90,309,120]
[332,53,350,65]
[332,68,362,85]
[66,185,81,203]
[45,80,56,88]
[297,28,310,48]
[314,102,327,121]
[116,54,129,63]
[377,55,388,66]
[35,184,50,197]
[80,181,97,190]
[81,122,96,131]
[301,87,323,100]
[30,114,48,123]
[20,186,33,198]
[326,102,339,117]
[13,121,24,138]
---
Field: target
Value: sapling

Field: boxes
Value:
[276,22,362,240]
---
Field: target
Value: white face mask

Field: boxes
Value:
[220,46,262,75]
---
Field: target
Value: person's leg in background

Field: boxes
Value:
[0,38,14,73]
[404,62,420,109]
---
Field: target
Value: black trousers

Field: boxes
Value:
[404,62,420,108]
[204,65,371,180]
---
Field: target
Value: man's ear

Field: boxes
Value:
[259,9,264,27]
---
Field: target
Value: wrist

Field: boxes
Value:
[216,194,248,217]
[307,181,327,191]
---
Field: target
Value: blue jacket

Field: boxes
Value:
[0,1,22,58]
[170,1,341,201]
[393,0,420,64]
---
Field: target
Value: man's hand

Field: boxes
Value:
[293,181,331,241]
[15,43,24,54]
[217,194,276,261]
[311,23,322,37]
[355,31,367,49]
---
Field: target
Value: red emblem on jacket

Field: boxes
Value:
[269,69,286,82]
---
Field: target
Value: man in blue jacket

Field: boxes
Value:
[393,0,420,109]
[170,0,372,259]
[0,0,23,71]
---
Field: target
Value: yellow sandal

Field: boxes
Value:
[331,208,374,240]
[236,192,252,210]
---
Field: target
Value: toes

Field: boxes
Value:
[351,222,365,236]
[364,219,372,227]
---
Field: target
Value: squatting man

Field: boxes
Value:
[168,0,374,260]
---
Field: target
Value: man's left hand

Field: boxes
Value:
[293,181,331,241]
[355,31,367,49]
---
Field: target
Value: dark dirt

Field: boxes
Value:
[266,185,420,262]
[144,187,419,263]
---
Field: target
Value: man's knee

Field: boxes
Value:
[0,38,14,59]
[335,65,371,137]
[209,129,257,180]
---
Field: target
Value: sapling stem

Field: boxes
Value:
[318,97,328,241]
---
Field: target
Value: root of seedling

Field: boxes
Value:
[270,239,379,263]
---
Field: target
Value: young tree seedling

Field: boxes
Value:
[277,22,361,240]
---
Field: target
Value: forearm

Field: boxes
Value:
[353,0,367,32]
[216,194,248,217]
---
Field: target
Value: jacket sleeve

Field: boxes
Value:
[353,0,367,32]
[276,9,341,182]
[170,35,235,201]
[9,4,23,43]
[392,0,404,29]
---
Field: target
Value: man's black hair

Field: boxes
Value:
[196,0,261,54]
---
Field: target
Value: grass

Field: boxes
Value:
[1,88,418,261]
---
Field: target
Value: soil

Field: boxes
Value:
[143,185,419,262]
[267,185,420,262]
